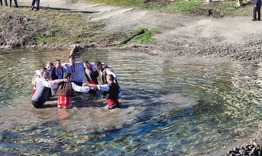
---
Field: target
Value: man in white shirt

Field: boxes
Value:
[62,55,85,86]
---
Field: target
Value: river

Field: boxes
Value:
[0,48,262,155]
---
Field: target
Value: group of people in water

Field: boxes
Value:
[31,54,121,110]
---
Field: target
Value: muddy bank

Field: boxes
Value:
[1,0,260,61]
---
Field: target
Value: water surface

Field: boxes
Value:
[0,48,262,155]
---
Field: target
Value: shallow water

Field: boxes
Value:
[0,48,262,155]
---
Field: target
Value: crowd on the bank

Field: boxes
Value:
[0,0,40,10]
[31,55,122,110]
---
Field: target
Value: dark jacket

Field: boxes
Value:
[105,83,120,100]
[51,68,64,80]
[56,82,74,96]
[254,0,261,6]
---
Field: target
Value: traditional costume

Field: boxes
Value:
[56,82,90,108]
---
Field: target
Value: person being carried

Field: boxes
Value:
[88,74,121,110]
[56,73,90,109]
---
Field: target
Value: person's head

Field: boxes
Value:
[63,73,72,80]
[69,55,76,65]
[46,62,54,71]
[39,67,46,75]
[84,60,92,69]
[42,70,49,79]
[95,61,102,70]
[54,59,62,69]
[106,74,115,83]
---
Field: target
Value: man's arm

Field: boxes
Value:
[72,82,90,92]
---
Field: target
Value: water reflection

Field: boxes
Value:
[0,48,262,155]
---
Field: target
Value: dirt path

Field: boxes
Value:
[20,0,262,61]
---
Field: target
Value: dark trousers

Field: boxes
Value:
[10,0,18,7]
[0,0,18,7]
[31,0,40,10]
[32,100,44,108]
[253,5,261,20]
[0,0,8,6]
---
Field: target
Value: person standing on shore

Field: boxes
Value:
[10,0,18,8]
[30,0,40,10]
[253,0,261,21]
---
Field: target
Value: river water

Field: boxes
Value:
[0,48,262,155]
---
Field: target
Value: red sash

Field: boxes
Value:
[106,98,119,106]
[57,96,71,107]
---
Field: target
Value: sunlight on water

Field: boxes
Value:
[0,48,262,155]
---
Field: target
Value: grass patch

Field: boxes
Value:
[0,7,127,48]
[163,0,203,13]
[64,0,253,17]
[120,28,154,45]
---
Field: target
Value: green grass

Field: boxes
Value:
[64,0,253,16]
[120,28,154,45]
[0,7,127,48]
[163,0,203,13]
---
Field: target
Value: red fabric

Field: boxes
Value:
[57,96,71,107]
[32,88,36,96]
[106,98,118,106]
[88,80,98,84]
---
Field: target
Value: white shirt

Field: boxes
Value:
[72,82,90,92]
[63,62,85,83]
[38,78,90,92]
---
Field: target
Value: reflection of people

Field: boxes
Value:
[56,73,90,109]
[253,0,262,21]
[63,55,85,86]
[89,74,121,110]
[30,0,40,10]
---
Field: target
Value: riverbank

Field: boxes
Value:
[1,0,261,61]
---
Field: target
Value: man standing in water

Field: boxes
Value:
[31,70,67,108]
[63,55,85,86]
[88,74,121,110]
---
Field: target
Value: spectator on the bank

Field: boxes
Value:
[30,0,40,10]
[253,0,262,21]
[10,0,18,7]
